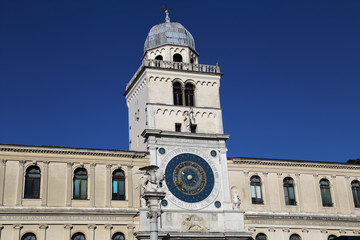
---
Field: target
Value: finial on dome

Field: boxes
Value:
[160,5,171,23]
[165,9,170,23]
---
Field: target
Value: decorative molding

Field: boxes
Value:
[88,224,97,229]
[13,224,23,229]
[64,224,73,229]
[39,224,48,229]
[0,159,6,166]
[0,145,147,158]
[268,227,276,232]
[232,159,360,170]
[282,228,290,232]
[320,229,328,234]
[105,224,113,230]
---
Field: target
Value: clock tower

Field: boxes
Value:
[124,11,250,240]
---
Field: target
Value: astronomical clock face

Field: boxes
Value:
[165,153,214,203]
[160,149,220,209]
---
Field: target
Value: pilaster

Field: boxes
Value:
[127,165,134,207]
[320,229,328,240]
[282,228,290,240]
[39,224,48,240]
[64,224,73,240]
[88,224,97,240]
[345,176,355,214]
[13,224,23,240]
[105,224,113,240]
[41,161,50,206]
[106,164,112,207]
[66,162,73,207]
[331,175,340,212]
[16,160,26,206]
[90,163,96,207]
[219,147,232,210]
[295,173,304,211]
[277,172,285,212]
[313,174,321,211]
[127,224,135,240]
[0,160,7,206]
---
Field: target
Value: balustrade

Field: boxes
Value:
[143,59,220,73]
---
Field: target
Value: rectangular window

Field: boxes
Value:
[190,124,197,133]
[175,123,181,132]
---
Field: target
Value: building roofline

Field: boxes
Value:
[0,143,148,158]
[229,156,360,169]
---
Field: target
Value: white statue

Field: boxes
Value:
[232,193,241,209]
[137,165,165,194]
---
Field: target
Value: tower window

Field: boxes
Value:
[190,124,197,133]
[173,53,182,62]
[185,83,195,107]
[175,123,181,132]
[155,55,163,60]
[173,82,183,106]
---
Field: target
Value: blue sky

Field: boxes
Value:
[1,0,359,162]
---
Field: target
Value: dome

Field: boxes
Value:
[144,21,195,52]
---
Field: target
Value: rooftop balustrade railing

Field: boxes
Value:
[143,59,220,73]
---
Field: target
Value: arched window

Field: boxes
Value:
[283,177,296,205]
[173,53,182,62]
[255,233,267,240]
[351,180,360,208]
[24,166,41,199]
[250,176,263,204]
[155,55,163,60]
[320,179,333,207]
[184,83,195,107]
[112,232,125,240]
[112,169,125,200]
[328,235,337,240]
[290,234,301,240]
[173,82,183,106]
[72,232,86,240]
[21,233,36,240]
[73,168,87,200]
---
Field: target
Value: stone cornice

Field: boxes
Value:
[141,129,230,141]
[0,144,147,159]
[245,212,360,222]
[231,158,360,170]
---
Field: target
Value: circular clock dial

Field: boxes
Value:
[165,153,215,203]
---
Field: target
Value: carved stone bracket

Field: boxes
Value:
[105,224,113,230]
[64,224,73,230]
[39,224,48,229]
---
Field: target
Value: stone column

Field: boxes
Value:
[90,163,96,207]
[295,173,304,211]
[64,224,73,240]
[104,224,113,240]
[106,164,112,207]
[66,163,73,207]
[320,229,328,240]
[16,161,26,206]
[41,161,49,206]
[127,165,134,207]
[127,224,135,240]
[39,224,48,240]
[13,224,22,240]
[313,174,321,211]
[0,160,7,206]
[88,224,96,240]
